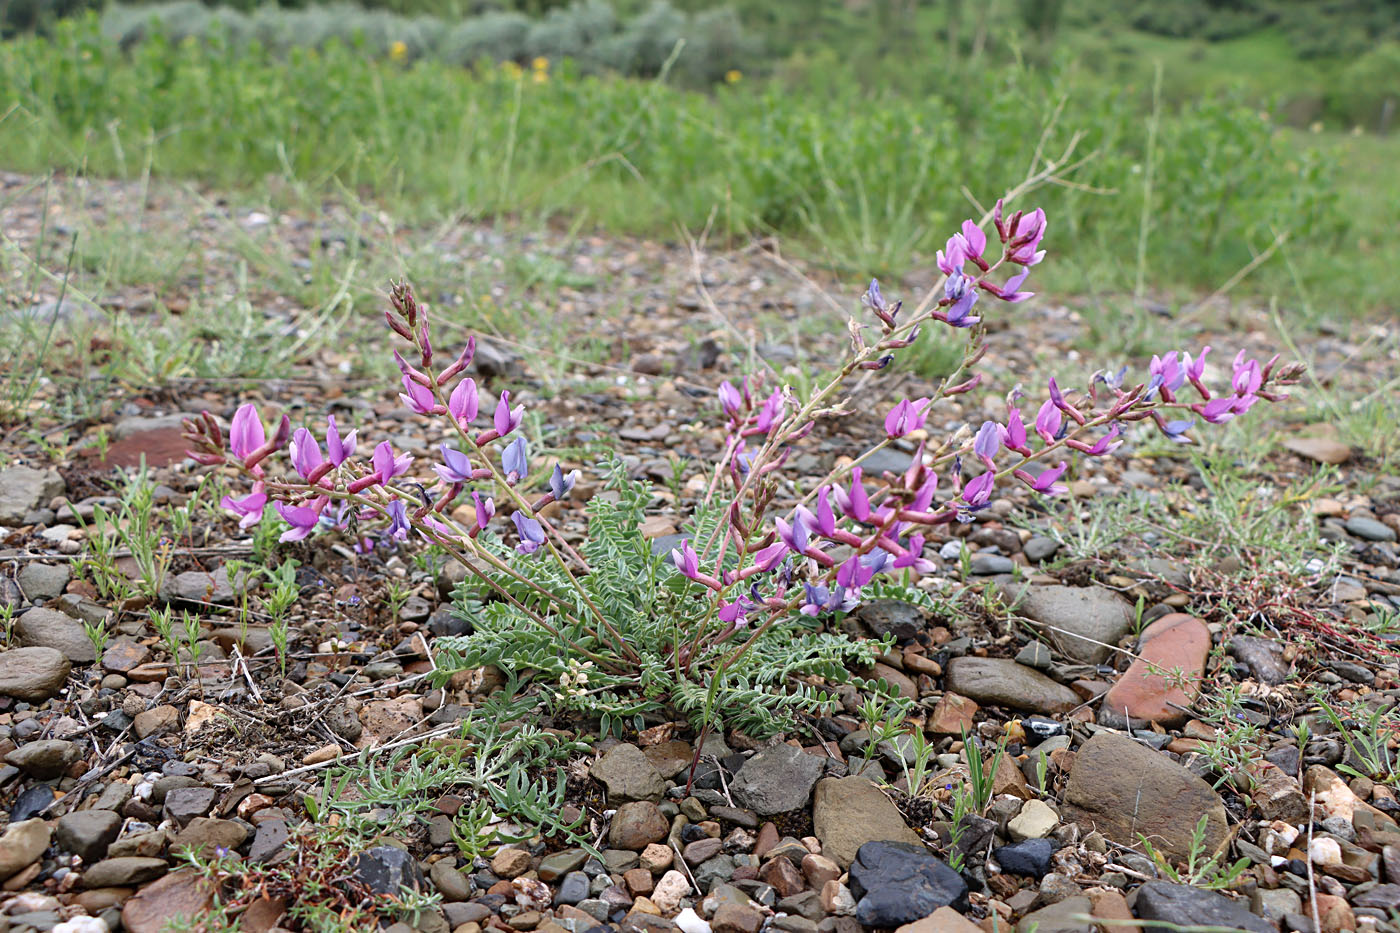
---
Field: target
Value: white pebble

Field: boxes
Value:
[674,908,711,933]
[1308,836,1343,867]
[651,869,690,913]
[54,918,109,933]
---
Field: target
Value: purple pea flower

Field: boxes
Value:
[961,220,987,265]
[1067,424,1122,457]
[1161,418,1194,442]
[752,540,789,572]
[1148,352,1186,396]
[718,381,743,418]
[502,436,528,485]
[373,441,413,482]
[549,464,578,500]
[835,554,875,591]
[326,416,356,466]
[944,271,979,327]
[973,420,1001,466]
[494,391,524,436]
[892,534,935,574]
[985,268,1034,303]
[776,512,810,555]
[832,468,872,523]
[800,583,833,617]
[671,540,701,578]
[386,498,410,541]
[511,511,545,555]
[275,500,323,542]
[754,391,785,433]
[471,491,495,530]
[1006,208,1047,266]
[885,398,932,439]
[718,599,750,627]
[1001,407,1030,454]
[289,428,325,479]
[435,443,473,485]
[221,484,267,529]
[1015,461,1069,496]
[228,403,266,460]
[936,233,968,276]
[960,471,995,509]
[399,375,437,415]
[1034,398,1063,443]
[448,377,479,427]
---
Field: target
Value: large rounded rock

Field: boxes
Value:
[729,744,827,816]
[609,801,669,850]
[813,776,922,869]
[16,607,97,664]
[943,657,1080,715]
[1006,584,1136,664]
[847,841,968,927]
[56,810,123,862]
[591,743,666,803]
[0,465,65,524]
[122,870,216,933]
[0,646,71,700]
[82,857,170,888]
[0,818,51,880]
[1061,732,1227,862]
[6,738,83,778]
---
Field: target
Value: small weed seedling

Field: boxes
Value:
[1139,814,1250,890]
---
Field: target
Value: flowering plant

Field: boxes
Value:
[185,199,1301,738]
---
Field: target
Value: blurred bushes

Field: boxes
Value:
[93,0,759,83]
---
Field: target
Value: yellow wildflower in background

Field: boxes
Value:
[502,60,523,79]
[389,40,407,63]
[533,57,549,72]
[725,69,741,84]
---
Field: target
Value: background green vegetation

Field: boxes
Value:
[1,0,1396,315]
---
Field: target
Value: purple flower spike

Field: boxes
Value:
[718,381,742,418]
[885,398,932,439]
[373,441,413,483]
[435,443,473,485]
[386,498,410,541]
[326,416,356,466]
[275,500,322,542]
[502,436,529,485]
[289,428,325,479]
[448,377,479,427]
[399,375,437,415]
[221,484,266,529]
[973,420,1001,465]
[229,403,265,459]
[472,491,495,529]
[511,510,546,555]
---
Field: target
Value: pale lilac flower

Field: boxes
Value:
[386,499,410,541]
[936,234,968,276]
[511,511,545,555]
[448,378,479,426]
[1161,419,1194,442]
[494,391,524,436]
[986,268,1033,303]
[892,534,935,574]
[813,486,838,537]
[776,512,810,555]
[399,375,437,415]
[885,398,932,438]
[435,444,473,485]
[549,464,578,500]
[832,468,872,523]
[973,420,1001,465]
[960,471,995,509]
[502,436,528,485]
[1001,407,1029,453]
[944,271,979,327]
[960,220,987,264]
[754,391,785,433]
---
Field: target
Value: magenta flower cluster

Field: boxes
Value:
[186,199,1299,660]
[184,284,577,560]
